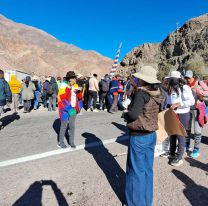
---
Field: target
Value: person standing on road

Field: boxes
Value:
[87,74,99,112]
[108,74,121,113]
[185,70,208,158]
[42,77,50,109]
[99,74,110,111]
[8,74,21,113]
[48,77,58,111]
[124,66,163,206]
[56,76,62,89]
[58,71,83,148]
[32,76,42,110]
[0,70,12,129]
[166,71,195,166]
[20,76,36,113]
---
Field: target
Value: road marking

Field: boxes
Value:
[0,136,129,168]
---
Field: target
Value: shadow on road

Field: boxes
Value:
[82,132,126,204]
[12,180,69,206]
[1,112,20,128]
[52,119,69,144]
[201,136,208,145]
[112,122,128,134]
[172,169,208,206]
[185,157,208,174]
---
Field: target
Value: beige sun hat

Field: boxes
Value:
[133,66,161,84]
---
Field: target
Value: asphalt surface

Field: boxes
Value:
[0,108,207,206]
[0,108,128,162]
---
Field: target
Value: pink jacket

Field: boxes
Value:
[191,80,208,97]
[196,100,207,128]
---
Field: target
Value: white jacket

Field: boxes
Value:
[167,85,195,114]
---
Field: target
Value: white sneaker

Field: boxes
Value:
[104,109,108,112]
[87,109,91,112]
[171,158,183,167]
[93,109,99,112]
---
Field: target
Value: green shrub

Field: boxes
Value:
[184,60,204,76]
[157,63,172,81]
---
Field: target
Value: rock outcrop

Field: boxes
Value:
[119,13,208,75]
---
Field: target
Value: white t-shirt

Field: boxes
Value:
[167,85,195,114]
[71,86,77,107]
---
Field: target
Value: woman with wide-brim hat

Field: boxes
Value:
[124,66,163,206]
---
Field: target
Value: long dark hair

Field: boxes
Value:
[167,78,185,95]
[134,81,161,94]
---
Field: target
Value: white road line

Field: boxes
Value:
[0,136,129,168]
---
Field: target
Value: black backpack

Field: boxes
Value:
[101,80,110,92]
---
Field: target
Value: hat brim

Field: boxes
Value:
[184,75,192,78]
[65,75,77,79]
[133,72,161,84]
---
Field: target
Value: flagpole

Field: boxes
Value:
[110,42,122,76]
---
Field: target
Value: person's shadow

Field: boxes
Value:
[172,170,208,206]
[1,112,20,128]
[52,119,69,144]
[185,157,208,174]
[82,132,126,204]
[12,180,69,206]
[201,136,208,145]
[112,122,128,135]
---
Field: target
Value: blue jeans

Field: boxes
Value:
[34,91,40,109]
[125,132,156,206]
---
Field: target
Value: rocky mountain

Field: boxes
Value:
[120,13,208,77]
[0,14,113,77]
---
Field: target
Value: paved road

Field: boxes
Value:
[0,109,128,162]
[0,108,208,205]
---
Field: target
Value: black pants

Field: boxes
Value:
[88,90,97,109]
[169,112,190,160]
[99,92,107,109]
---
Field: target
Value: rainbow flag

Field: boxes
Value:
[110,42,122,76]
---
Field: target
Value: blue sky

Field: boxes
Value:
[0,0,207,60]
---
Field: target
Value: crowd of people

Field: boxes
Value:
[0,66,208,206]
[0,70,131,117]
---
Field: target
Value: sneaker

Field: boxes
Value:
[70,144,76,148]
[186,145,192,152]
[87,108,91,112]
[160,152,170,158]
[171,158,183,166]
[191,148,200,159]
[104,109,108,112]
[93,109,99,113]
[109,110,116,114]
[57,143,67,149]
